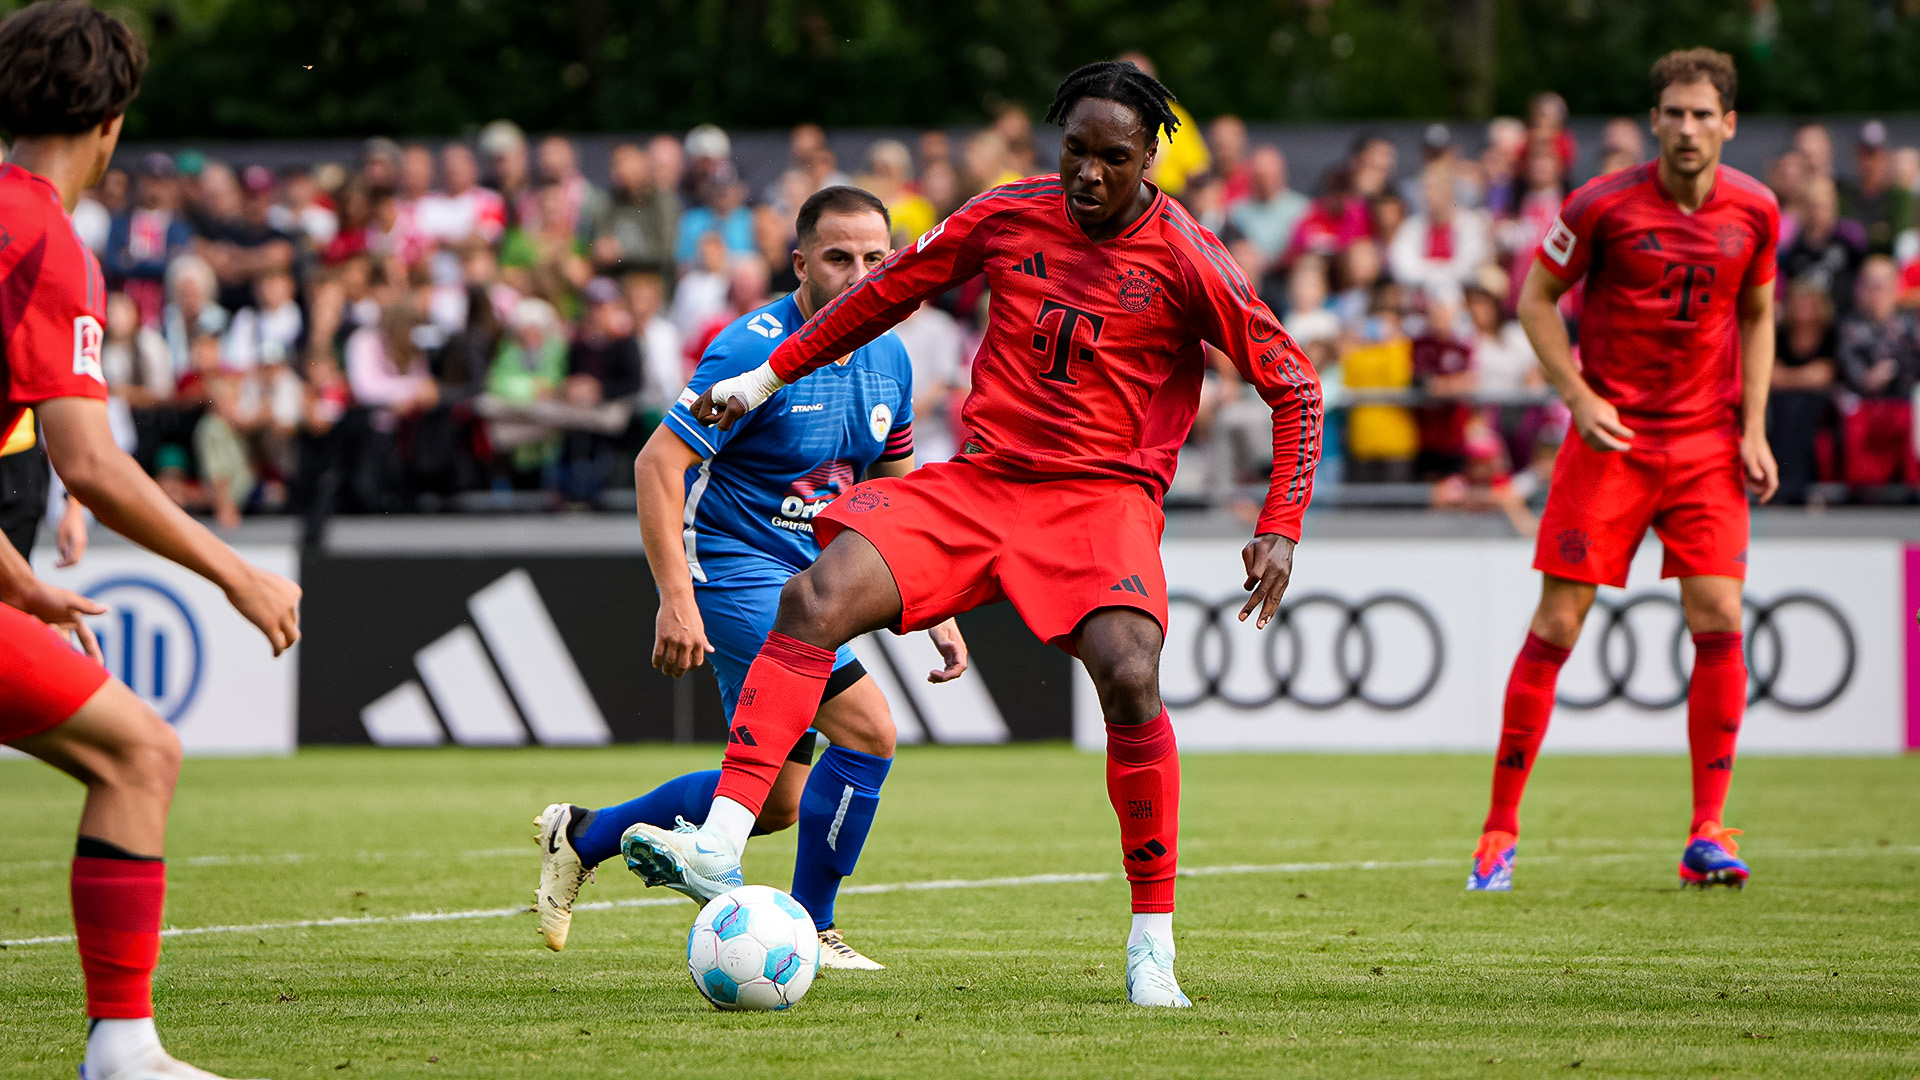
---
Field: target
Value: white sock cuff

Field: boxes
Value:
[1128,911,1175,953]
[705,797,757,853]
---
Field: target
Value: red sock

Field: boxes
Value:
[1484,632,1571,836]
[712,632,837,816]
[1107,710,1179,914]
[1688,632,1746,832]
[71,855,166,1019]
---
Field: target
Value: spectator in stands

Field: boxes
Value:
[1769,279,1839,504]
[788,123,851,192]
[894,299,966,464]
[359,137,402,190]
[162,253,227,379]
[270,164,339,256]
[1599,116,1646,176]
[685,255,771,361]
[1795,122,1834,183]
[670,230,732,337]
[860,139,936,246]
[478,120,530,223]
[201,165,296,312]
[417,143,506,247]
[1464,276,1544,467]
[1526,91,1576,178]
[1411,285,1475,479]
[346,301,439,429]
[1836,257,1920,487]
[500,181,592,316]
[1348,133,1398,201]
[101,292,172,409]
[106,153,192,324]
[1230,146,1310,269]
[1498,141,1568,311]
[1182,171,1228,235]
[194,364,254,530]
[590,142,678,280]
[1840,121,1915,258]
[677,171,754,265]
[1289,168,1371,260]
[223,268,303,370]
[961,128,1016,198]
[623,271,684,424]
[398,144,434,219]
[1209,115,1251,203]
[1281,254,1340,348]
[754,202,801,296]
[1389,163,1491,295]
[682,123,735,207]
[321,181,373,266]
[483,296,570,478]
[518,137,603,242]
[648,133,686,206]
[1780,178,1866,317]
[1430,418,1537,537]
[1768,147,1814,253]
[1480,116,1527,218]
[1330,238,1383,333]
[558,278,643,500]
[1341,287,1418,483]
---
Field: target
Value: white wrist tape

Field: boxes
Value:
[705,360,786,415]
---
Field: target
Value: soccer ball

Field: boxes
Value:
[686,885,819,1011]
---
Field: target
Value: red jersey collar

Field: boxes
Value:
[0,162,65,209]
[1057,178,1164,245]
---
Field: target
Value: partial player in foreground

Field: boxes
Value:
[1468,48,1778,893]
[0,4,302,1078]
[623,60,1322,1007]
[533,187,966,969]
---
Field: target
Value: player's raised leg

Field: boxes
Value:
[622,531,905,901]
[1076,609,1189,1008]
[1470,575,1593,891]
[1676,574,1751,888]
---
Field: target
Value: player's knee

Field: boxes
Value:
[775,571,840,643]
[101,711,181,800]
[1684,593,1744,635]
[1091,653,1163,725]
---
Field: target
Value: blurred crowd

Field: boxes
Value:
[31,66,1920,530]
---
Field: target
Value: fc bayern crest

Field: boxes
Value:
[844,489,890,514]
[1116,269,1161,313]
[1713,223,1748,258]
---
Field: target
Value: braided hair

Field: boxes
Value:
[1043,60,1180,146]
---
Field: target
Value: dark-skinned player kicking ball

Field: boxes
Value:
[620,60,1322,1007]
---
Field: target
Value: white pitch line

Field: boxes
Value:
[4,844,1913,950]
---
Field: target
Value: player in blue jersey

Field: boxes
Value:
[534,187,968,969]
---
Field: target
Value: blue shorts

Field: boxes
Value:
[694,578,859,720]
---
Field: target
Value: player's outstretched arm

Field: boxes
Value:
[1737,281,1779,503]
[633,425,713,677]
[37,396,301,655]
[0,528,104,661]
[1516,262,1634,452]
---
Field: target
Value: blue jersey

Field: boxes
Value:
[663,293,915,586]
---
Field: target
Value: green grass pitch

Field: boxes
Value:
[3,746,1916,1078]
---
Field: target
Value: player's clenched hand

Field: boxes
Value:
[1570,392,1635,452]
[1742,428,1779,504]
[690,388,751,431]
[926,618,969,683]
[654,595,712,678]
[225,564,302,656]
[7,578,105,663]
[1240,533,1297,630]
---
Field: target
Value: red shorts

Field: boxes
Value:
[0,601,110,743]
[814,457,1167,653]
[1534,429,1748,588]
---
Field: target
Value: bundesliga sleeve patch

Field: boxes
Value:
[72,315,105,384]
[916,219,946,253]
[1541,216,1577,267]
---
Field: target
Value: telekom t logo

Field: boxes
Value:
[1660,262,1715,322]
[1029,300,1105,385]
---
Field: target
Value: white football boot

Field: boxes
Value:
[1124,933,1193,1007]
[532,803,594,951]
[816,928,885,971]
[619,818,743,903]
[82,1020,267,1079]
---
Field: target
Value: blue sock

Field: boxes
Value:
[790,746,891,931]
[571,770,722,867]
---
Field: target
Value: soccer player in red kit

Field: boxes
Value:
[620,61,1322,1007]
[1467,48,1779,893]
[1,5,299,1077]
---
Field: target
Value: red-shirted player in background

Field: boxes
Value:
[1467,48,1779,893]
[0,5,299,1077]
[621,61,1322,1007]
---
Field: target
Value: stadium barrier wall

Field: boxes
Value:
[27,544,301,756]
[1073,538,1910,756]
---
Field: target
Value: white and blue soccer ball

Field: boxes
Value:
[686,885,819,1011]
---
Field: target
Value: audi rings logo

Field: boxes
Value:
[1557,592,1855,714]
[1162,592,1445,712]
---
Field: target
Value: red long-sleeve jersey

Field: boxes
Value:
[768,176,1323,540]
